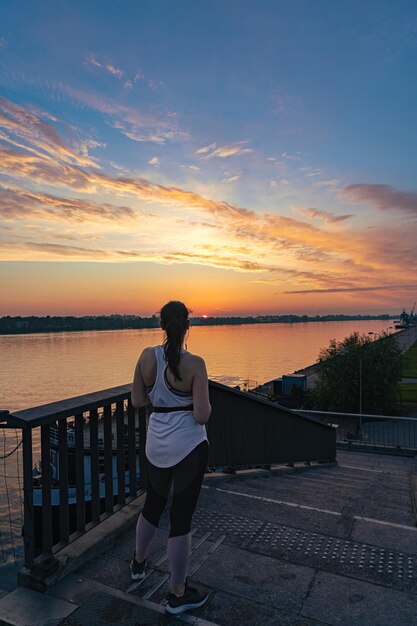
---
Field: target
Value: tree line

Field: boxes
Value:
[0,313,393,335]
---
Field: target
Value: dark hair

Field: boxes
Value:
[160,301,190,380]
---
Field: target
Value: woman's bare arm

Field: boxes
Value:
[131,350,151,408]
[192,357,211,425]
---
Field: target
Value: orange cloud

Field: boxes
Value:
[0,97,98,168]
[2,95,417,300]
[284,284,417,294]
[0,185,136,222]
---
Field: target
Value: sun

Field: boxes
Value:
[202,314,208,319]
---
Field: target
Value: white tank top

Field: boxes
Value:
[145,346,207,468]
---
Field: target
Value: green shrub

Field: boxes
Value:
[311,331,402,415]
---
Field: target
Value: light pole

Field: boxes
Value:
[340,349,362,436]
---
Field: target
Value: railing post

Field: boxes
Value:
[127,399,137,498]
[41,424,53,556]
[103,404,113,513]
[89,409,100,523]
[58,419,69,543]
[138,406,147,490]
[22,426,34,570]
[116,401,126,506]
[75,413,86,533]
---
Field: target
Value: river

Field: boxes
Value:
[1,319,395,413]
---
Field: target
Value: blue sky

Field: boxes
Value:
[1,1,417,315]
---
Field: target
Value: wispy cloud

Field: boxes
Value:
[105,64,124,79]
[124,70,144,91]
[298,207,353,223]
[195,141,253,159]
[222,174,241,184]
[0,96,99,168]
[0,240,269,272]
[299,166,322,177]
[1,114,413,284]
[341,184,417,216]
[85,55,102,68]
[162,251,271,273]
[0,240,178,262]
[282,151,302,161]
[85,55,124,79]
[1,241,113,260]
[2,96,417,293]
[57,85,186,145]
[0,184,136,223]
[195,143,217,155]
[313,179,340,188]
[284,284,417,294]
[148,156,160,166]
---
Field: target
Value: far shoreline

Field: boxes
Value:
[0,313,396,336]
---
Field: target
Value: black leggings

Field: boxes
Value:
[142,440,209,537]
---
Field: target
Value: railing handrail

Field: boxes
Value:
[5,384,132,429]
[209,381,335,432]
[6,380,336,432]
[292,408,417,422]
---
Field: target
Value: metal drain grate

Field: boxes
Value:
[192,508,417,593]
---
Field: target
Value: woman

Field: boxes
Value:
[130,301,211,615]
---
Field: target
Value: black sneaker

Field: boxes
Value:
[129,552,147,580]
[166,580,208,615]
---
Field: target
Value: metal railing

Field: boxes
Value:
[207,382,335,468]
[1,385,146,573]
[1,381,336,576]
[292,408,417,451]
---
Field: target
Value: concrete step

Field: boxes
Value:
[50,575,221,626]
[0,586,77,626]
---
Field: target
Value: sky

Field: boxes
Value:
[1,0,417,317]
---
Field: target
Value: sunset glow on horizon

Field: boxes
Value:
[1,2,417,317]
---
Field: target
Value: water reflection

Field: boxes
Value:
[1,320,393,413]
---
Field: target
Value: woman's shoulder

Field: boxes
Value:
[139,346,158,362]
[182,351,206,369]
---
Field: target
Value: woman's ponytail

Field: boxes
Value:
[160,301,190,380]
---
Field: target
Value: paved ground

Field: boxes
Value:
[14,449,412,626]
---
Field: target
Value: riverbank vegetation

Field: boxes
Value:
[0,313,394,335]
[311,331,403,415]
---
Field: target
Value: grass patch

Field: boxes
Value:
[400,382,417,402]
[402,341,417,377]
